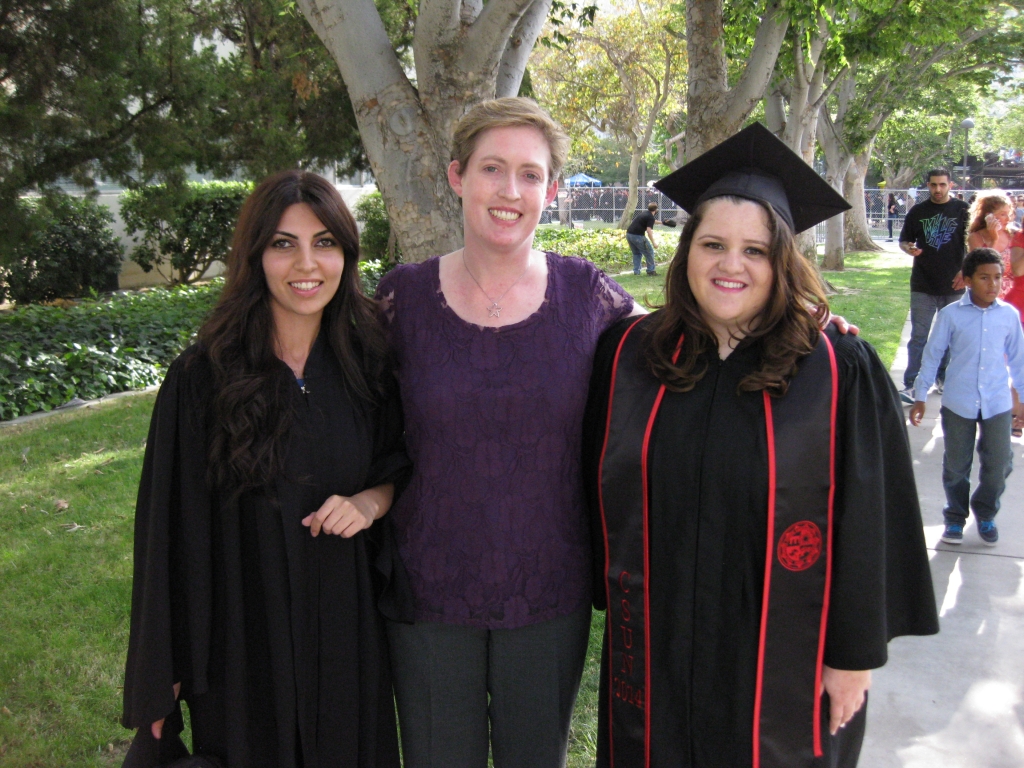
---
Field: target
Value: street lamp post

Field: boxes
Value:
[961,118,975,189]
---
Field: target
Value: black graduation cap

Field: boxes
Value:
[652,122,850,234]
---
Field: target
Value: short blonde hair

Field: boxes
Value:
[450,97,570,182]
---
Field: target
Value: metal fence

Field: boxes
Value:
[546,186,1024,245]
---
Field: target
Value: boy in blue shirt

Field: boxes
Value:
[910,247,1024,545]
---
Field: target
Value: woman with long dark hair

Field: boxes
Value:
[585,125,938,767]
[120,170,409,768]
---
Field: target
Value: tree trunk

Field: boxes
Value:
[843,145,881,253]
[892,167,918,189]
[684,0,788,159]
[619,150,642,229]
[298,0,553,262]
[797,230,818,265]
[818,100,853,270]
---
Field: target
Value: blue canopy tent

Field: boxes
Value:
[566,172,602,186]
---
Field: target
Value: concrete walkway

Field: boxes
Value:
[860,261,1024,765]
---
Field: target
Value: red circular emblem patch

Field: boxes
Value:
[777,521,823,571]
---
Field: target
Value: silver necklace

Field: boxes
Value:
[462,253,530,318]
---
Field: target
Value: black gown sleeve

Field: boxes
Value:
[365,376,415,624]
[122,351,216,740]
[583,318,637,612]
[824,329,940,670]
[364,372,411,494]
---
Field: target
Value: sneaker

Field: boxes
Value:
[935,381,944,395]
[978,520,999,546]
[940,524,963,544]
[899,388,915,405]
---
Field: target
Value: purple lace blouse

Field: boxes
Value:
[377,252,633,629]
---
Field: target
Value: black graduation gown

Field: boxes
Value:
[584,318,939,768]
[121,337,412,768]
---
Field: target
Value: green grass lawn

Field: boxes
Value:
[823,249,911,370]
[0,249,909,766]
[0,396,157,766]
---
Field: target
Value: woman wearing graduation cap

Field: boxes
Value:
[584,123,939,768]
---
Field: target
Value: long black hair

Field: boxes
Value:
[197,170,387,492]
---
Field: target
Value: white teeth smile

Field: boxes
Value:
[713,279,745,289]
[490,209,521,221]
[290,281,321,291]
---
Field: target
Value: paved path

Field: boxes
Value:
[861,268,1024,766]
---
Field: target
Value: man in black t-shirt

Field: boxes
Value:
[898,169,970,400]
[626,202,659,275]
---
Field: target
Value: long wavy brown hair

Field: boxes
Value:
[967,190,1013,234]
[645,195,829,396]
[196,170,388,492]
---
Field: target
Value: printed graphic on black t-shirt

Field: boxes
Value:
[900,199,969,296]
[920,212,961,251]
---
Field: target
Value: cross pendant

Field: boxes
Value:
[488,303,502,318]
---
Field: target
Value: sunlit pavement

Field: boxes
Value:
[860,300,1024,766]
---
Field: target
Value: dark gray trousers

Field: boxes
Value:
[386,606,592,768]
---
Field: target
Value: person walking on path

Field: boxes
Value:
[898,169,970,403]
[626,202,659,275]
[909,247,1024,547]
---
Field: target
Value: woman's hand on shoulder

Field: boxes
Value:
[302,484,394,538]
[821,666,870,735]
[825,312,859,335]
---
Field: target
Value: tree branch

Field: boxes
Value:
[462,0,540,76]
[724,0,790,126]
[296,0,409,102]
[496,0,551,97]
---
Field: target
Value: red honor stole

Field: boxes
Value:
[598,318,838,768]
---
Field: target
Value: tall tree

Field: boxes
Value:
[532,2,686,228]
[873,112,962,189]
[293,0,570,261]
[820,0,1024,265]
[683,0,790,159]
[0,0,395,261]
[0,0,218,247]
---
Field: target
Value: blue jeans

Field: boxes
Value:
[904,291,962,388]
[626,233,656,274]
[940,407,1013,526]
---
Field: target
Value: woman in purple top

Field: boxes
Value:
[376,98,639,767]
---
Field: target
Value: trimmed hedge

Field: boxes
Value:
[533,228,675,270]
[1,260,391,421]
[0,194,123,304]
[0,282,221,421]
[121,181,253,285]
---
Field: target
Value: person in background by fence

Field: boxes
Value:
[626,202,659,276]
[887,193,899,241]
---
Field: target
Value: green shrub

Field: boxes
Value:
[0,282,221,420]
[120,181,252,285]
[1,260,395,420]
[533,228,675,270]
[354,191,400,266]
[0,194,124,304]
